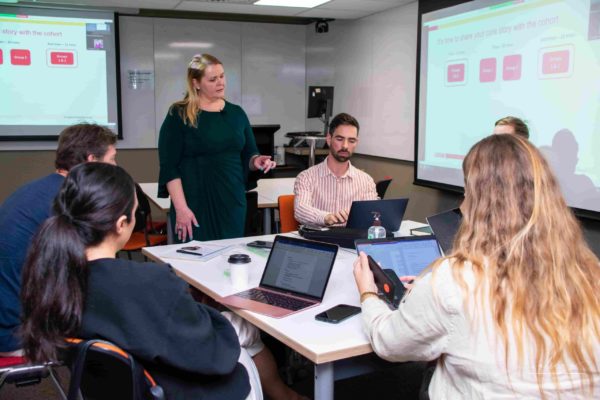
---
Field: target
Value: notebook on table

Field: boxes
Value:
[354,236,442,277]
[220,235,338,318]
[426,208,462,255]
[346,198,409,232]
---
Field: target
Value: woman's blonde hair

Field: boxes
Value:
[446,134,600,397]
[170,53,223,127]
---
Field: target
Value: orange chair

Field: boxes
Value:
[278,195,299,233]
[121,184,167,259]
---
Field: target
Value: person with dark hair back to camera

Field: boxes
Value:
[0,123,117,357]
[354,134,600,398]
[493,115,529,139]
[21,163,308,400]
[294,112,378,227]
[158,54,276,243]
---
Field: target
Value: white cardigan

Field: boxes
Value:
[361,259,600,399]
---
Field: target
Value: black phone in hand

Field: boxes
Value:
[367,255,404,308]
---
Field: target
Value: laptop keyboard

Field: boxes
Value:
[238,288,314,311]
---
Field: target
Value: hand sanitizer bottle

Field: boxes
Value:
[368,212,386,239]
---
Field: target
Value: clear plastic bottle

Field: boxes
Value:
[367,211,386,239]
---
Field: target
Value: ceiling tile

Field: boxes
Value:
[176,1,305,16]
[18,0,414,20]
[23,0,181,10]
[318,0,406,12]
[296,7,367,19]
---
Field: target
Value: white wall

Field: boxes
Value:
[305,1,418,161]
[118,16,307,149]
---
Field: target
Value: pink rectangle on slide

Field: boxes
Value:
[447,63,465,82]
[0,49,2,65]
[542,50,569,74]
[479,58,496,82]
[503,54,521,81]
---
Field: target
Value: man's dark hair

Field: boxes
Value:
[328,113,360,136]
[495,116,529,139]
[54,124,117,171]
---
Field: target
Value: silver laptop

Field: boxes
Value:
[220,235,338,318]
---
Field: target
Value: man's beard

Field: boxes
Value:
[331,149,351,162]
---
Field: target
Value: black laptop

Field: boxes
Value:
[426,208,462,255]
[346,198,409,232]
[298,198,408,248]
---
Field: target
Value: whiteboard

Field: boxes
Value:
[305,2,418,161]
[118,16,307,149]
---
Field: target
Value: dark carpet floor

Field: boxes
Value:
[0,359,426,400]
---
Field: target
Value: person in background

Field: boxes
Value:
[493,115,529,139]
[21,163,307,400]
[294,112,378,227]
[354,134,600,399]
[158,54,275,243]
[0,123,117,356]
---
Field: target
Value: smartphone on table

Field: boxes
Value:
[315,304,361,324]
[176,246,203,256]
[246,240,273,249]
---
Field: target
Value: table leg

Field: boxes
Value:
[167,215,174,244]
[314,362,334,400]
[309,140,316,167]
[263,208,272,235]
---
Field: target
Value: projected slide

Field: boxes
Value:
[0,7,118,139]
[417,0,600,213]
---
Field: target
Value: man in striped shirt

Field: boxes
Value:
[294,113,378,227]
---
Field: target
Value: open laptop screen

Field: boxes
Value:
[426,208,462,255]
[260,236,337,300]
[346,198,409,232]
[355,236,441,277]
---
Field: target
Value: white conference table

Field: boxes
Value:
[142,220,425,400]
[139,178,295,242]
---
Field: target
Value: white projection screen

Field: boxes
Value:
[416,0,600,216]
[0,6,120,140]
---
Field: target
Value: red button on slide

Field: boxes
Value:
[50,51,74,65]
[0,49,3,65]
[11,49,31,66]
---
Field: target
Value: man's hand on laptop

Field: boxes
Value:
[324,209,349,226]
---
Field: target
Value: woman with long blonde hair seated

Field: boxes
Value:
[354,134,600,398]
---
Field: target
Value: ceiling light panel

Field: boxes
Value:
[254,0,330,8]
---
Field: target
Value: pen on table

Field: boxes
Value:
[176,249,204,256]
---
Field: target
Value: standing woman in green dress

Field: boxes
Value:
[158,54,276,242]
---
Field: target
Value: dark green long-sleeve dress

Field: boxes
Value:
[158,101,259,241]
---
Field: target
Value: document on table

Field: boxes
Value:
[149,241,232,262]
